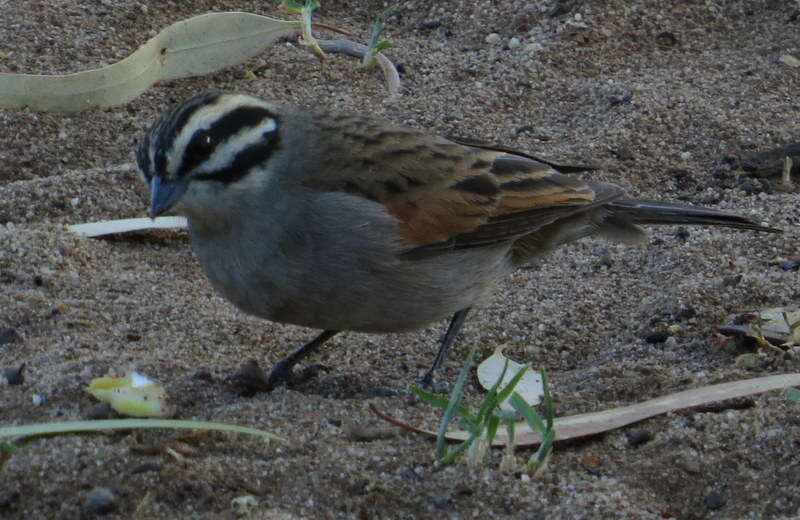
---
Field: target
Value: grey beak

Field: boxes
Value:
[149,176,189,219]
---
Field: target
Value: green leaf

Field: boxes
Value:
[362,5,397,68]
[540,370,555,430]
[435,344,478,460]
[475,358,509,424]
[410,386,475,423]
[437,434,475,467]
[786,387,800,403]
[510,392,546,433]
[530,429,555,467]
[0,13,301,112]
[0,442,18,454]
[282,0,305,13]
[495,363,531,404]
[486,415,501,446]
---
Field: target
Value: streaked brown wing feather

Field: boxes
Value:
[303,112,601,248]
[446,134,598,174]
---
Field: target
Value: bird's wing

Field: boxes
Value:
[303,113,616,249]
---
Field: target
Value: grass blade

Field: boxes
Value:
[0,419,285,442]
[410,386,474,423]
[436,344,478,460]
[510,392,546,433]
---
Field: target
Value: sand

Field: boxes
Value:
[1,1,799,518]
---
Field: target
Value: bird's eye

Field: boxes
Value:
[183,130,216,163]
[196,131,215,152]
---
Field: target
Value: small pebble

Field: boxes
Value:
[130,463,161,475]
[191,370,214,383]
[580,453,602,474]
[704,490,726,510]
[613,147,635,161]
[720,274,743,288]
[485,33,501,44]
[85,487,116,515]
[626,429,652,446]
[420,20,441,30]
[525,42,544,52]
[402,466,423,481]
[86,402,113,420]
[777,260,798,271]
[0,328,19,346]
[231,359,270,395]
[0,489,20,508]
[674,227,691,240]
[508,37,521,49]
[677,457,701,474]
[2,364,25,385]
[644,332,669,344]
[360,386,398,398]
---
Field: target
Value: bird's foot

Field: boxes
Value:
[419,371,450,394]
[231,359,326,395]
[266,360,327,390]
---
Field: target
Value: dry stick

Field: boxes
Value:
[372,373,800,446]
[317,39,402,95]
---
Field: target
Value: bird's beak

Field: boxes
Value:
[148,175,188,219]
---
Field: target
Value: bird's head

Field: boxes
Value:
[136,91,282,220]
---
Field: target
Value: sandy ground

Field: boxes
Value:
[1,0,799,518]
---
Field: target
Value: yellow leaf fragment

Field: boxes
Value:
[779,54,800,68]
[86,372,174,418]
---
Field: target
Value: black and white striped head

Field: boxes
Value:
[137,92,281,218]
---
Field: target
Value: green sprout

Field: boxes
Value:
[283,0,326,59]
[362,7,397,69]
[0,441,18,470]
[411,345,556,475]
[750,310,800,354]
[782,311,800,345]
[511,370,555,478]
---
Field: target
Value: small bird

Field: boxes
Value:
[136,91,779,389]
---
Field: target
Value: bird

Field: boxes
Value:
[136,91,780,390]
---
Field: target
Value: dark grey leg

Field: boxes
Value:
[420,308,471,388]
[265,329,339,389]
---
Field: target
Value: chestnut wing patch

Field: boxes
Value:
[304,115,599,248]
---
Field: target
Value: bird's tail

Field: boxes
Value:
[607,199,781,233]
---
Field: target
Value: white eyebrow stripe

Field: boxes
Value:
[194,118,277,176]
[164,95,274,176]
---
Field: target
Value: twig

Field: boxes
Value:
[317,39,402,94]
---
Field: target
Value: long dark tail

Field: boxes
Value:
[608,199,781,233]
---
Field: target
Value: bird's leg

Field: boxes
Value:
[265,329,339,390]
[420,308,471,389]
